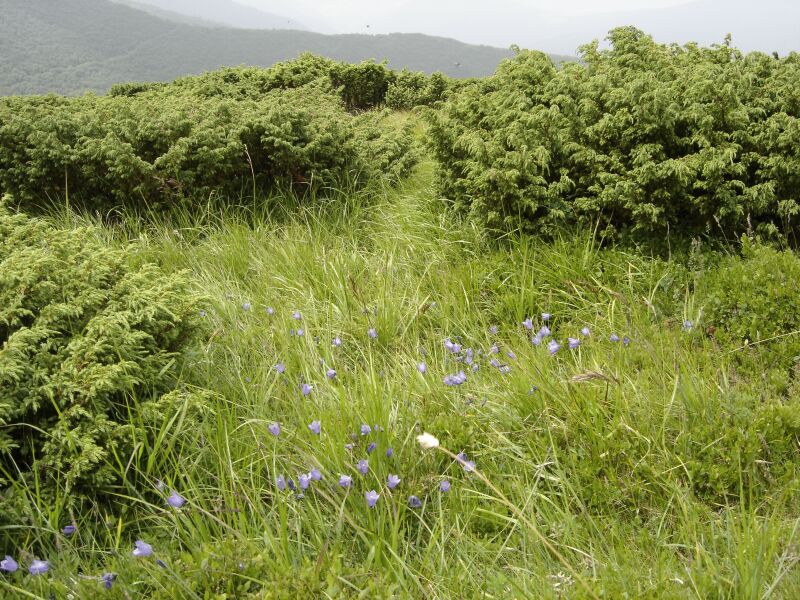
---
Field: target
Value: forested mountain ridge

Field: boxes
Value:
[0,0,545,95]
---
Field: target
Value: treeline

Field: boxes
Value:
[427,28,800,243]
[0,55,455,214]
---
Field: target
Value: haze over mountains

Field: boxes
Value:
[0,0,529,96]
[118,0,308,30]
[243,0,798,56]
[2,0,796,97]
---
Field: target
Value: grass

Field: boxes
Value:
[2,157,800,599]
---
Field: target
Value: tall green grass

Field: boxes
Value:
[2,160,799,599]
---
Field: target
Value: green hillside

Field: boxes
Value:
[0,0,538,95]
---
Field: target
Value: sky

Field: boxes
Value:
[230,0,796,55]
[241,0,692,24]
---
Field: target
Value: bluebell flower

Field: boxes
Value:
[581,327,591,336]
[301,383,313,396]
[489,358,501,368]
[472,363,480,372]
[507,350,517,360]
[308,420,321,434]
[610,333,620,343]
[287,478,296,491]
[444,339,455,351]
[682,320,693,331]
[408,495,422,508]
[360,424,372,436]
[499,365,511,374]
[344,443,354,452]
[489,325,499,335]
[440,480,451,492]
[292,311,301,320]
[339,475,352,488]
[332,336,342,347]
[326,368,337,380]
[242,302,252,312]
[156,559,167,569]
[62,524,76,536]
[387,474,401,489]
[167,490,186,509]
[456,452,476,472]
[132,540,153,558]
[296,328,305,337]
[542,313,552,321]
[623,336,631,346]
[102,573,115,589]
[568,337,580,350]
[365,490,380,508]
[386,447,394,458]
[274,362,285,374]
[417,362,427,374]
[489,343,500,355]
[268,423,281,436]
[367,442,376,454]
[310,468,322,481]
[298,473,311,490]
[547,340,561,355]
[531,335,542,346]
[539,326,551,338]
[266,307,274,315]
[522,318,534,330]
[368,328,378,339]
[0,556,18,573]
[276,475,287,491]
[357,459,369,475]
[28,560,49,575]
[443,371,467,386]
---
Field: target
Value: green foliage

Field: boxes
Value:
[0,205,205,496]
[700,239,800,343]
[0,63,418,213]
[427,28,800,242]
[385,70,450,110]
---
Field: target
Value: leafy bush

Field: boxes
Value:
[0,205,205,495]
[0,80,416,213]
[700,239,800,344]
[385,70,450,110]
[426,28,800,241]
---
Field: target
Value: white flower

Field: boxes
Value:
[416,432,440,449]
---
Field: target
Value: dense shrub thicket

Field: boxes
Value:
[110,53,452,110]
[0,55,436,213]
[427,28,800,242]
[0,205,206,497]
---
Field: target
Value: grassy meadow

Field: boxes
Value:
[2,39,800,598]
[2,149,799,598]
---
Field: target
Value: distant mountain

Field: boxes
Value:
[369,0,559,49]
[110,0,230,27]
[0,0,524,96]
[538,0,799,56]
[126,0,308,30]
[251,0,798,56]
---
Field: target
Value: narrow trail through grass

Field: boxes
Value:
[3,156,800,598]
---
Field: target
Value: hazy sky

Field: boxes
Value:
[240,0,692,29]
[231,0,795,55]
